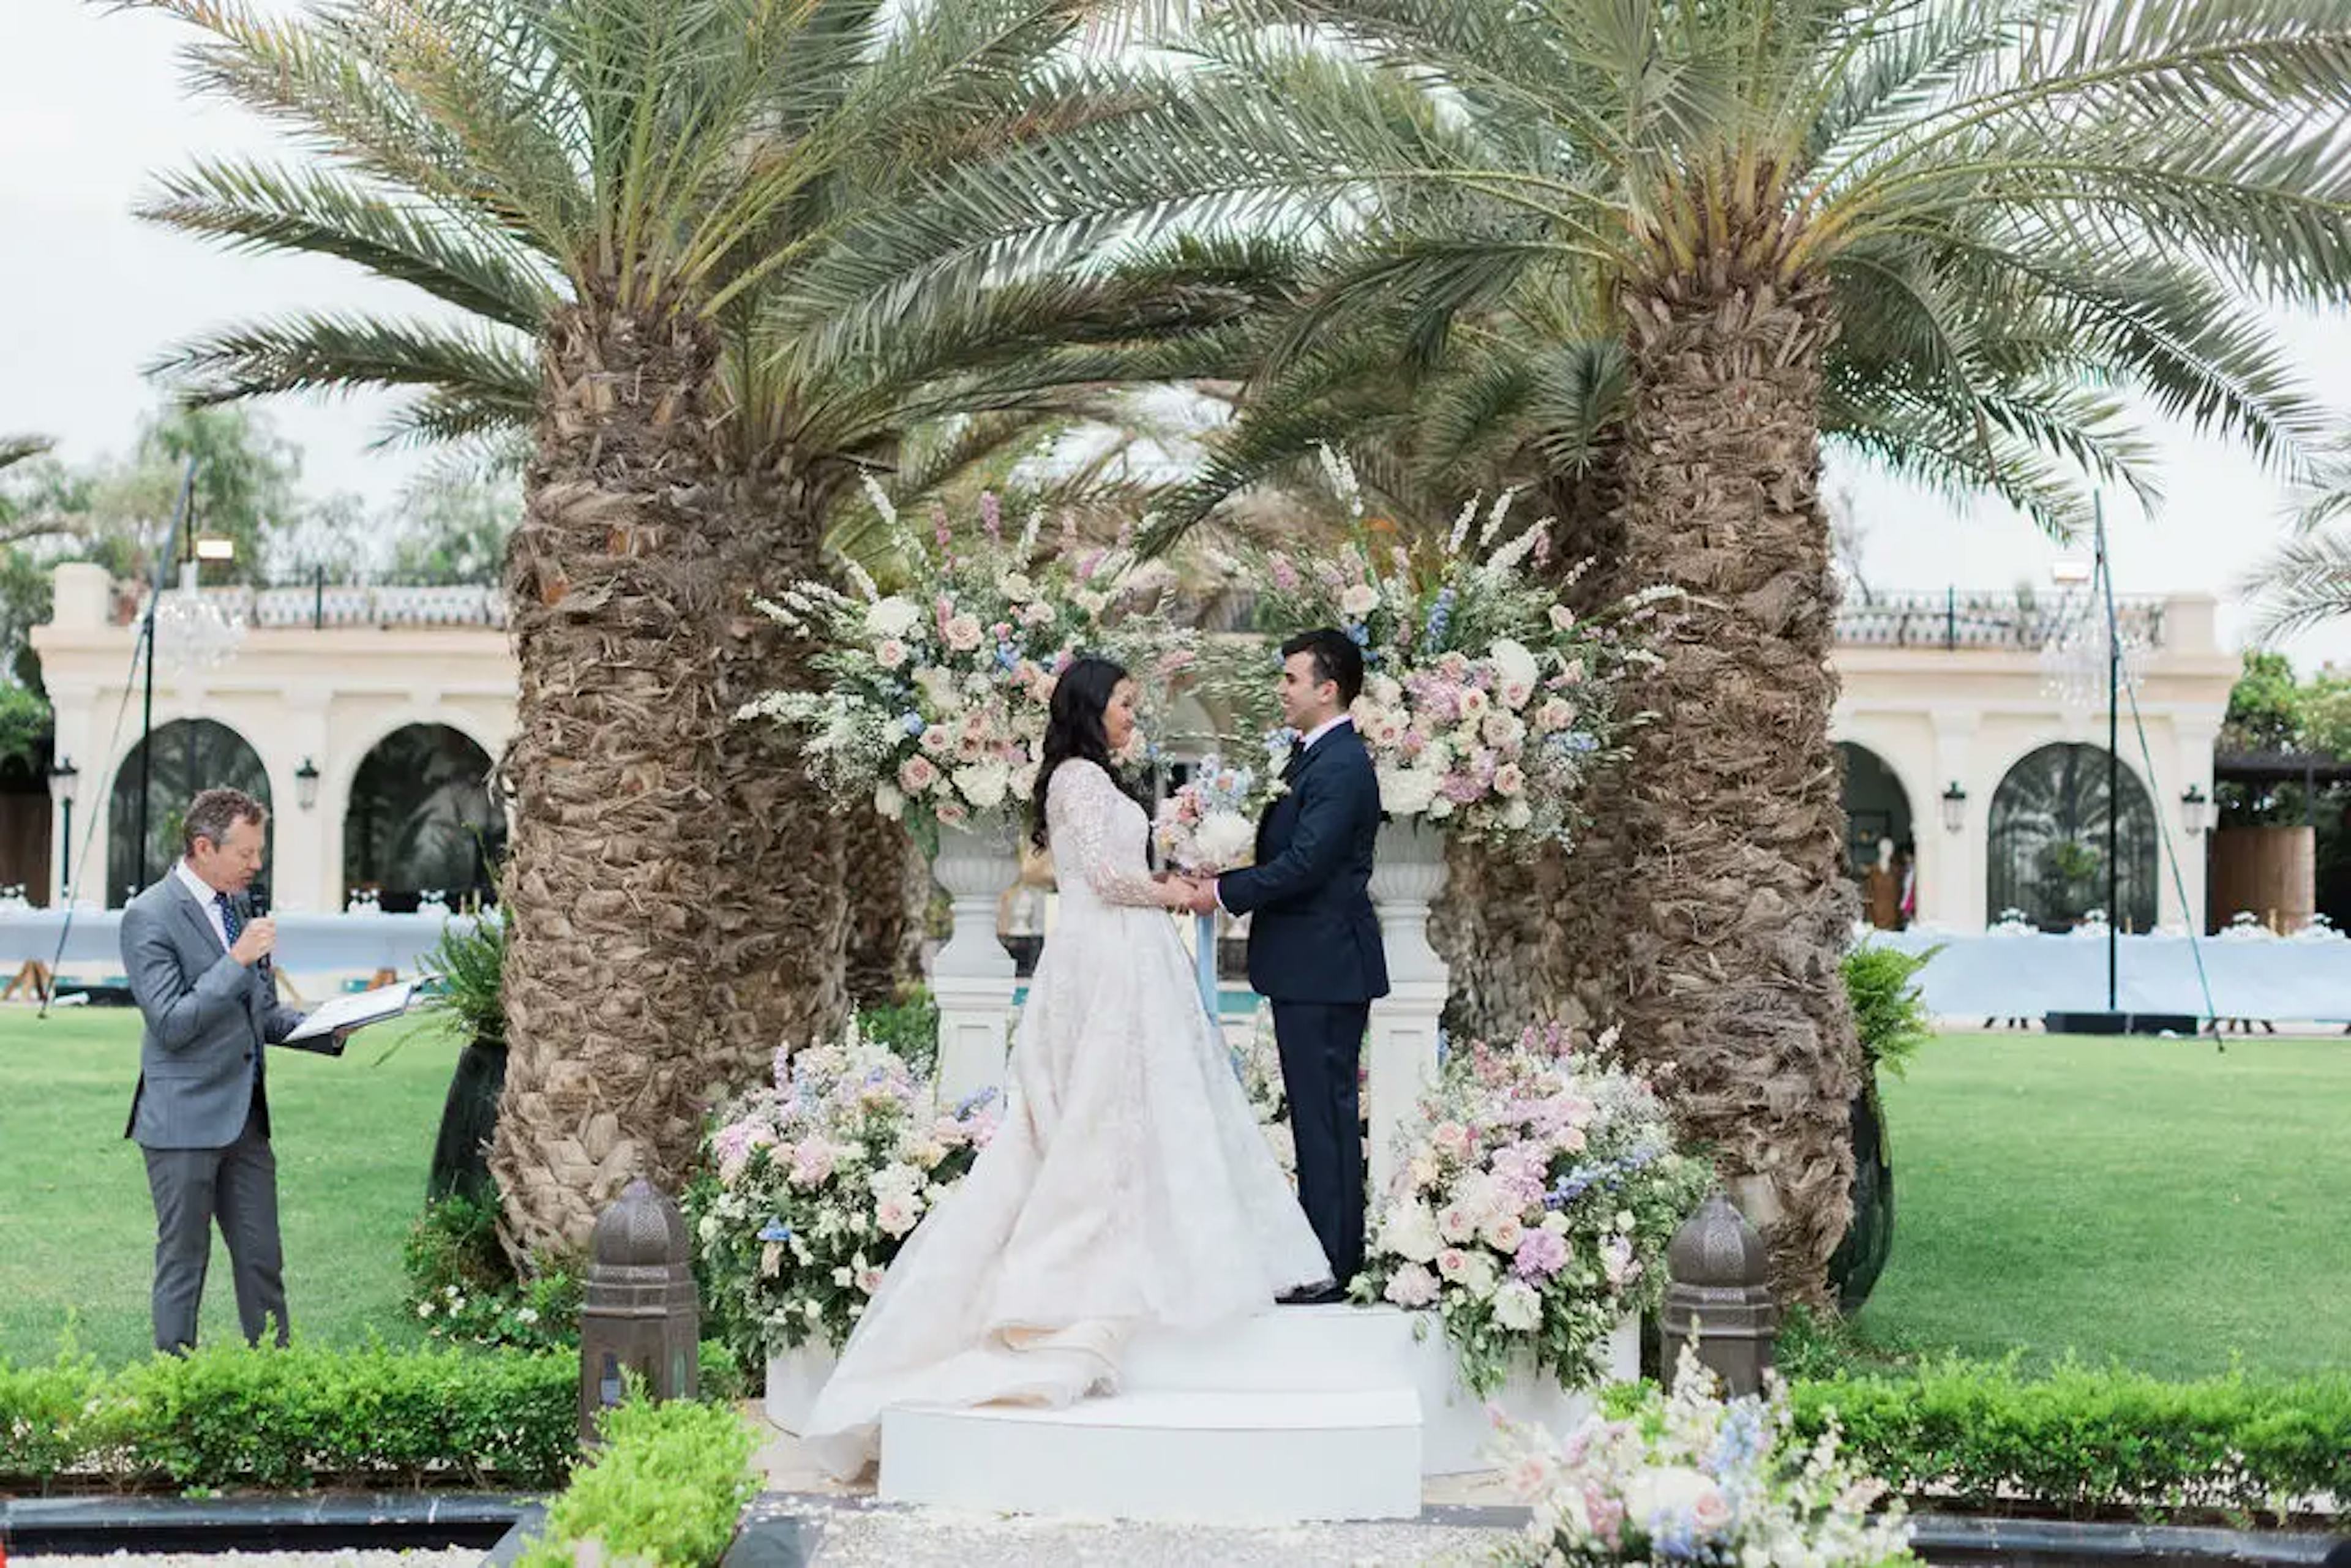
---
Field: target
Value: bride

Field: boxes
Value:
[802,656,1332,1477]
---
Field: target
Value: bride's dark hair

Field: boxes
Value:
[1031,655,1131,850]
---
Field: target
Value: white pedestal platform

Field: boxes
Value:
[768,1304,1640,1522]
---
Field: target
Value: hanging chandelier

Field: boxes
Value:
[153,560,246,672]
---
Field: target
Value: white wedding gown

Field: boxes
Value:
[802,757,1332,1477]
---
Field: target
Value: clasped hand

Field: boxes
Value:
[1153,871,1221,916]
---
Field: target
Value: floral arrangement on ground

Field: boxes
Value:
[689,1021,999,1363]
[1202,446,1678,845]
[1488,1345,1918,1567]
[1355,1022,1713,1396]
[738,482,1194,843]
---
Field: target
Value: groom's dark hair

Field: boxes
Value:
[1283,628,1363,707]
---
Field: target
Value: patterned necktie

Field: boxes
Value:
[1285,737,1307,776]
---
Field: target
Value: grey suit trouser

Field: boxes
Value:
[140,1103,288,1353]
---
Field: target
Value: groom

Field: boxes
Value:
[1190,629,1388,1303]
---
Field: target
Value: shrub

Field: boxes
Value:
[857,986,940,1078]
[403,1191,582,1354]
[515,1394,759,1568]
[1791,1357,2351,1523]
[0,1340,743,1491]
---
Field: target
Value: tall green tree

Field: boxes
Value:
[1071,0,2351,1299]
[137,0,1289,1258]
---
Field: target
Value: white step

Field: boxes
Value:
[877,1387,1423,1523]
[1119,1302,1423,1393]
[1116,1304,1637,1475]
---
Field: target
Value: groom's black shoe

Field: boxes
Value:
[1277,1283,1348,1306]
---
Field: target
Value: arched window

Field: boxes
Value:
[1838,742,1916,931]
[1987,743,2158,931]
[344,724,504,912]
[108,719,272,906]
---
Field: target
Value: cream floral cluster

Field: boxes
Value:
[690,1022,998,1357]
[740,481,1193,840]
[1489,1345,1918,1568]
[1355,1022,1712,1395]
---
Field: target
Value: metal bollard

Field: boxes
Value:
[1659,1191,1778,1398]
[577,1178,701,1445]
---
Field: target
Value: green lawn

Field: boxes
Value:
[1861,1031,2351,1379]
[5,1011,2344,1379]
[0,1006,458,1367]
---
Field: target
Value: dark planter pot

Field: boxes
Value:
[427,1037,506,1206]
[1827,1068,1895,1316]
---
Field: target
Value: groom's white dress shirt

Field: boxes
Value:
[1216,715,1353,913]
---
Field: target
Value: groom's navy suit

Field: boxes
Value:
[1218,718,1388,1286]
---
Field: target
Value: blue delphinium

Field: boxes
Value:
[1422,585,1457,653]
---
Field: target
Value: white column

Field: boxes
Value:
[929,816,1019,1109]
[2172,721,2219,934]
[1367,820,1446,1201]
[1928,712,1981,929]
[271,691,334,912]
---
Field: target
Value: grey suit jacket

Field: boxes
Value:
[121,874,304,1149]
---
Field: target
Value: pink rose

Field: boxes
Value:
[1382,1262,1439,1308]
[788,1139,836,1188]
[899,756,940,793]
[875,1197,917,1237]
[1691,1484,1731,1534]
[935,801,969,827]
[1431,1121,1471,1158]
[1482,1213,1526,1253]
[920,725,955,757]
[945,613,984,652]
[874,637,909,669]
[857,1266,887,1294]
[1435,1247,1470,1281]
[1494,762,1526,797]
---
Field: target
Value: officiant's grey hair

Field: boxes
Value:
[182,787,268,852]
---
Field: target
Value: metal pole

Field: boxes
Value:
[135,459,198,895]
[2097,497,2120,1013]
[59,798,72,891]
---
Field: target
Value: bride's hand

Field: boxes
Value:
[1161,875,1202,910]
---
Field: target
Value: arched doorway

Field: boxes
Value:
[1837,743,1914,929]
[343,724,504,912]
[107,719,272,906]
[1987,743,2158,931]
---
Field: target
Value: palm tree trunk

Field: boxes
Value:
[1611,277,1861,1308]
[491,299,732,1261]
[1436,447,1631,1043]
[707,468,852,1082]
[842,802,929,1008]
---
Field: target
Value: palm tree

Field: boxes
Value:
[1089,0,2351,1299]
[135,0,1287,1258]
[2241,445,2351,640]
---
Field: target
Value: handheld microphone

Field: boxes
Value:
[249,883,272,979]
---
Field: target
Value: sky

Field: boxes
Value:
[8,0,2351,666]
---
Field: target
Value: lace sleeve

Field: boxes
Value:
[1048,762,1166,907]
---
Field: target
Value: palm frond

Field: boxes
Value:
[2241,525,2351,643]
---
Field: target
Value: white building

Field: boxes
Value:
[30,565,2238,931]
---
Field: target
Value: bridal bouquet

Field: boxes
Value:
[1488,1346,1918,1568]
[1356,1022,1711,1395]
[1152,735,1290,874]
[688,1021,999,1361]
[738,482,1194,842]
[1206,446,1675,845]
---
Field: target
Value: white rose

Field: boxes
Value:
[915,666,959,709]
[872,782,906,821]
[1457,1250,1499,1300]
[954,761,1011,811]
[1382,1262,1440,1308]
[1427,795,1455,820]
[1489,638,1540,694]
[1482,712,1526,751]
[1502,799,1534,831]
[997,571,1036,601]
[1547,604,1577,632]
[1377,766,1439,816]
[1368,674,1404,707]
[1196,810,1256,869]
[1340,583,1381,618]
[1381,1202,1442,1265]
[1491,1278,1542,1332]
[1535,697,1575,732]
[864,596,922,639]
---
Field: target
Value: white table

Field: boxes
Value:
[0,907,477,986]
[1864,929,2351,1022]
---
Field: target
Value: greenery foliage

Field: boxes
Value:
[515,1394,759,1568]
[402,1191,580,1354]
[1791,1358,2351,1524]
[0,1340,577,1489]
[1841,946,1938,1079]
[855,986,940,1078]
[419,913,508,1053]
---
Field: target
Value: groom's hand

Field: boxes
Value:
[1184,879,1221,916]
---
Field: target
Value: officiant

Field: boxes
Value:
[121,786,335,1354]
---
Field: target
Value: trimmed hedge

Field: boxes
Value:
[0,1340,741,1491]
[1792,1359,2351,1521]
[515,1395,760,1568]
